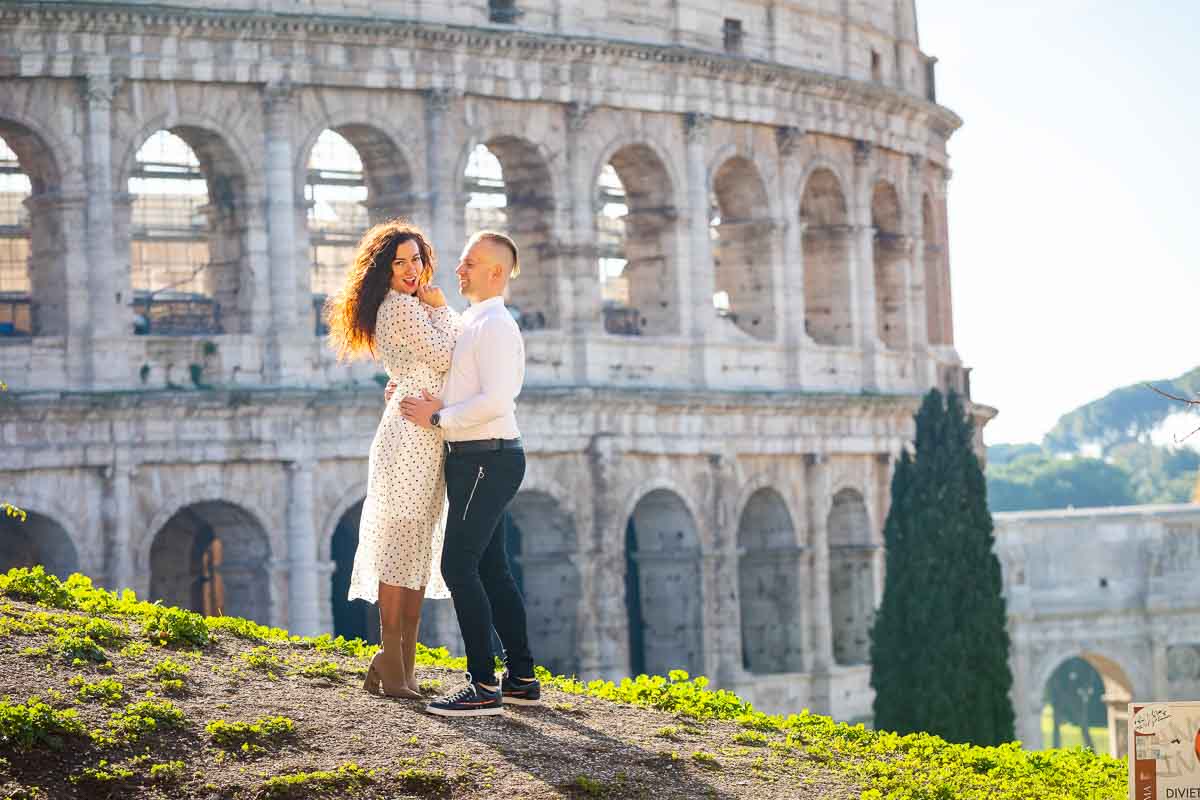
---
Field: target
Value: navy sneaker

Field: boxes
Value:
[425,677,503,717]
[501,674,541,706]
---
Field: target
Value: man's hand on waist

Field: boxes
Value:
[400,389,444,429]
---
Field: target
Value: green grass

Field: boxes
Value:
[0,566,1130,800]
[1040,704,1110,754]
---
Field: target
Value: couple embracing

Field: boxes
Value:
[326,220,538,718]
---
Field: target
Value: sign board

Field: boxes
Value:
[1129,701,1200,799]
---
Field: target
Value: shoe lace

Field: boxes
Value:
[444,683,477,704]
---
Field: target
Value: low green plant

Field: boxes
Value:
[149,759,187,782]
[572,774,606,797]
[396,767,453,797]
[293,658,340,681]
[0,696,87,750]
[141,604,209,647]
[732,729,769,746]
[69,759,134,786]
[206,716,295,755]
[240,645,284,677]
[69,676,125,706]
[118,640,149,658]
[258,762,374,799]
[691,751,721,769]
[94,695,184,746]
[150,656,191,681]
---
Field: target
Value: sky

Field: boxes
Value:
[916,1,1200,445]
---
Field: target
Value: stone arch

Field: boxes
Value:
[300,125,415,333]
[922,193,950,346]
[0,508,80,580]
[1037,650,1135,755]
[125,122,256,335]
[295,121,417,221]
[871,181,909,350]
[594,137,683,337]
[148,500,273,623]
[827,487,877,666]
[136,484,283,579]
[737,487,804,674]
[507,489,581,676]
[0,118,67,337]
[624,488,704,677]
[799,167,853,346]
[710,155,775,340]
[460,134,561,330]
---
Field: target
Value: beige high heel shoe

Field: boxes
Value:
[363,627,422,698]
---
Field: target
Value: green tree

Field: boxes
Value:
[870,389,1015,745]
[986,453,1137,511]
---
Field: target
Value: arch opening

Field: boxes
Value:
[0,510,79,579]
[711,157,775,340]
[129,128,250,335]
[871,182,908,350]
[828,488,876,666]
[737,488,804,674]
[464,139,558,330]
[625,489,703,677]
[597,146,680,337]
[306,130,368,337]
[148,501,271,623]
[799,169,852,345]
[1041,653,1133,756]
[0,123,63,337]
[328,499,380,644]
[507,491,580,676]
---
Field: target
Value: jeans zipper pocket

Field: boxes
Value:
[462,465,485,521]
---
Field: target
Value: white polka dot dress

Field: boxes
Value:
[349,291,463,603]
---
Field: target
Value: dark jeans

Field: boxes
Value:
[440,447,533,683]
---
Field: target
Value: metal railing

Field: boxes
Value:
[603,304,642,336]
[0,292,32,337]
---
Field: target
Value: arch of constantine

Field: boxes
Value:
[1,0,979,722]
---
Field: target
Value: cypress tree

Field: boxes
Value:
[869,389,1015,745]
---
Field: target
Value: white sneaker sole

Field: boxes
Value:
[424,704,505,717]
[502,696,541,706]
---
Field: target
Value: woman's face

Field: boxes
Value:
[389,238,425,294]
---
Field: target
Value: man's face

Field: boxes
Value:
[455,241,493,302]
[390,239,424,294]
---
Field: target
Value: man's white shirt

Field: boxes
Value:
[438,296,524,442]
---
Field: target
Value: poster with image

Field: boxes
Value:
[1129,702,1200,799]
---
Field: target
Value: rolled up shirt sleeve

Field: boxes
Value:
[437,316,523,432]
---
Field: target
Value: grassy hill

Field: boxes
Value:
[0,568,1126,799]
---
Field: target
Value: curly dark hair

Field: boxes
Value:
[324,219,435,361]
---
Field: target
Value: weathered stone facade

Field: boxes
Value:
[0,0,980,722]
[995,504,1200,756]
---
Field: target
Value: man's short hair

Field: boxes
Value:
[472,231,520,278]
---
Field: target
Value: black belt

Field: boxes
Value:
[445,437,523,455]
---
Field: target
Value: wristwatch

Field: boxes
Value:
[430,412,441,428]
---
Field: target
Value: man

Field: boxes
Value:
[400,230,540,717]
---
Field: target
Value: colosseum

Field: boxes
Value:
[0,0,981,723]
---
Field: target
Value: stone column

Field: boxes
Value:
[906,154,929,350]
[852,140,880,390]
[263,82,306,384]
[1151,634,1169,699]
[683,112,714,383]
[81,73,125,387]
[424,89,460,292]
[562,101,597,382]
[777,126,808,385]
[584,434,628,680]
[706,451,743,685]
[806,454,834,671]
[102,455,136,592]
[285,460,321,637]
[33,192,92,380]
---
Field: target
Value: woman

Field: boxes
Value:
[326,219,462,698]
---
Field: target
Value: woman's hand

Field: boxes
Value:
[417,284,447,308]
